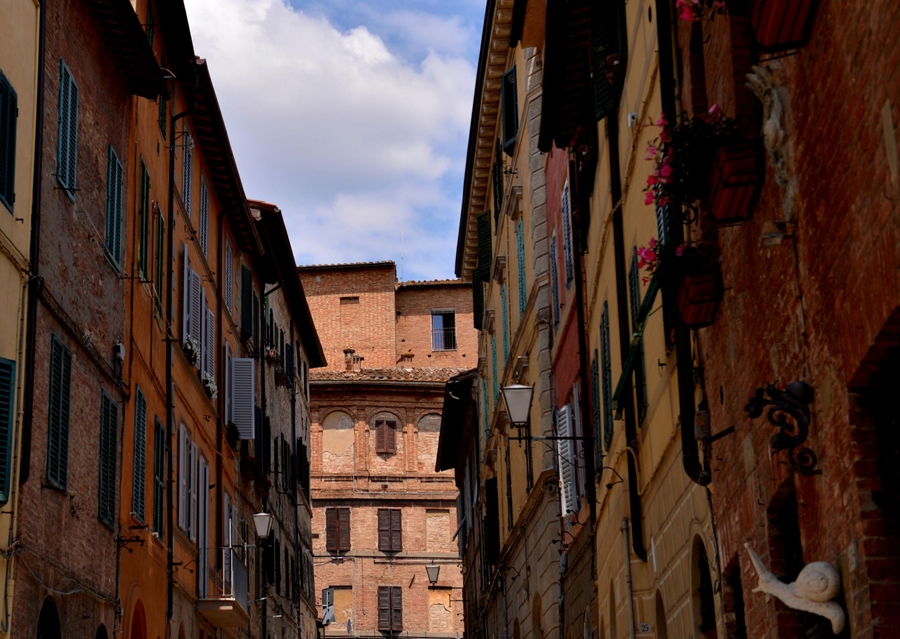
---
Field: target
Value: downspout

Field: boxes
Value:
[607,116,647,561]
[260,283,268,639]
[289,322,300,618]
[653,0,710,486]
[216,212,225,586]
[19,0,48,487]
[621,519,636,639]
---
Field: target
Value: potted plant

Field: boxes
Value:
[226,421,241,452]
[266,348,279,364]
[201,372,218,400]
[638,238,724,329]
[255,474,272,498]
[182,336,201,367]
[240,454,261,481]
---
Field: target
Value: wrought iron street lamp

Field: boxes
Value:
[253,511,274,539]
[501,384,534,428]
[426,564,441,587]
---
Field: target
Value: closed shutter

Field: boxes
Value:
[158,93,166,139]
[491,338,498,404]
[223,492,232,589]
[550,234,560,328]
[145,5,154,45]
[591,2,616,121]
[591,352,602,467]
[178,424,187,529]
[378,587,390,632]
[132,387,147,522]
[198,454,209,596]
[338,508,351,551]
[155,212,165,314]
[325,508,338,552]
[390,509,402,552]
[286,344,294,386]
[98,391,117,527]
[224,342,232,422]
[377,509,390,551]
[241,266,253,337]
[200,293,208,377]
[224,239,233,312]
[517,217,526,317]
[205,307,215,378]
[138,159,150,276]
[153,418,165,535]
[47,336,72,490]
[253,292,260,347]
[199,177,209,255]
[501,283,509,361]
[600,302,614,449]
[476,212,492,281]
[0,72,19,211]
[562,180,574,286]
[190,270,202,357]
[556,405,577,516]
[472,277,484,330]
[57,61,78,194]
[0,358,15,505]
[391,586,403,632]
[182,244,191,342]
[628,250,648,423]
[492,140,503,223]
[501,66,518,155]
[189,439,197,541]
[106,146,124,265]
[182,132,193,215]
[375,420,386,454]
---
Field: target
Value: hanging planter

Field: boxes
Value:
[708,141,763,225]
[675,265,724,328]
[750,0,818,52]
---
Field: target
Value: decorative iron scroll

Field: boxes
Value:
[745,381,820,476]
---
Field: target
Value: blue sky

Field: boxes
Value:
[183,0,485,281]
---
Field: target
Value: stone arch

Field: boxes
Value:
[365,407,404,426]
[36,597,61,639]
[691,535,719,639]
[318,406,358,426]
[321,410,355,473]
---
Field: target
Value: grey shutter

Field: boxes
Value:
[200,292,208,377]
[133,387,147,522]
[562,180,574,286]
[0,358,14,505]
[223,492,232,589]
[225,239,233,312]
[178,424,187,530]
[189,439,197,541]
[224,342,232,422]
[206,307,215,377]
[182,132,193,215]
[182,244,191,342]
[190,270,202,357]
[232,358,256,439]
[556,405,577,516]
[153,418,165,534]
[199,177,209,255]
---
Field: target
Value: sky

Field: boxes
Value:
[182,0,486,281]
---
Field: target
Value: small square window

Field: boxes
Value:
[431,310,457,351]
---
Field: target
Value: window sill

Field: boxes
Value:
[431,348,458,352]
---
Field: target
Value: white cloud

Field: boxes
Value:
[183,0,475,279]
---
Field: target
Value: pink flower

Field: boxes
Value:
[645,145,659,160]
[676,244,684,257]
[648,237,658,248]
[642,276,650,285]
[644,191,655,205]
[656,114,668,127]
[708,103,721,115]
[658,164,673,179]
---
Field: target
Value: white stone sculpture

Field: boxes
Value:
[744,543,846,634]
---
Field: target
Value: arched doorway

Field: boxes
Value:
[96,624,109,639]
[36,597,61,639]
[654,591,668,639]
[130,600,146,639]
[691,536,719,639]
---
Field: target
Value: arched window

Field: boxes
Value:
[655,591,668,639]
[321,411,354,472]
[371,411,402,457]
[417,414,442,472]
[691,537,718,639]
[129,600,146,639]
[36,598,61,639]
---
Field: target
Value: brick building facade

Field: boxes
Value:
[298,263,475,639]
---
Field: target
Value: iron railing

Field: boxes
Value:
[219,547,249,611]
[432,327,457,351]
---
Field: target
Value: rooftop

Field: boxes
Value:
[396,279,468,288]
[297,261,396,271]
[310,367,470,383]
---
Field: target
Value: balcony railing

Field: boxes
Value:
[197,548,249,628]
[432,327,457,351]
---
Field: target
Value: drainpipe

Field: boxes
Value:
[653,0,710,486]
[216,212,225,586]
[607,116,647,561]
[289,322,300,618]
[621,519,636,639]
[260,282,268,639]
[19,0,48,487]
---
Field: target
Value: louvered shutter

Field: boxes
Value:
[189,439,198,541]
[47,336,71,490]
[501,283,509,360]
[391,586,403,631]
[0,359,15,505]
[199,455,210,596]
[200,293,208,376]
[492,140,503,221]
[562,181,574,286]
[591,2,616,121]
[628,250,648,422]
[550,235,560,327]
[199,177,209,255]
[182,244,191,342]
[501,66,518,155]
[338,508,351,551]
[155,213,165,314]
[57,61,78,193]
[241,266,253,336]
[224,240,233,312]
[223,492,232,589]
[0,73,18,211]
[472,277,484,330]
[190,270,202,357]
[591,352,602,467]
[98,392,117,527]
[206,307,215,377]
[178,425,187,529]
[138,160,150,275]
[133,387,147,522]
[378,587,390,631]
[182,133,192,215]
[476,212,492,280]
[390,510,402,552]
[377,509,390,551]
[106,146,123,265]
[556,405,577,516]
[517,218,526,317]
[286,344,294,386]
[385,421,397,455]
[325,508,337,552]
[224,342,232,422]
[600,302,613,449]
[375,420,385,454]
[153,418,165,534]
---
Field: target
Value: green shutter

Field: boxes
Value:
[145,5,155,46]
[501,67,518,156]
[591,3,616,121]
[476,212,492,282]
[628,251,647,424]
[0,358,16,505]
[47,335,72,490]
[0,71,18,212]
[138,160,150,277]
[153,417,165,534]
[158,94,167,140]
[472,276,484,331]
[132,387,147,522]
[155,211,165,314]
[493,140,503,227]
[517,218,526,317]
[57,60,78,195]
[99,391,117,527]
[241,266,253,337]
[106,146,123,265]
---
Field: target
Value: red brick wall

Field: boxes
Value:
[395,283,477,369]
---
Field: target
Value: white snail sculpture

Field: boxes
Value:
[744,543,846,634]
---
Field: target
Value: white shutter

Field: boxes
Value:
[206,308,215,377]
[201,292,208,377]
[225,342,232,422]
[182,244,191,342]
[190,270,202,358]
[556,405,577,516]
[225,239,233,313]
[232,357,256,439]
[199,177,209,256]
[572,382,584,499]
[223,492,232,590]
[189,440,197,541]
[198,455,209,597]
[178,425,187,529]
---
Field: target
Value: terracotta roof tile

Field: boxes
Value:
[297,261,395,270]
[310,367,469,382]
[396,279,467,288]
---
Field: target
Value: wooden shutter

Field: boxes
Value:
[223,492,232,589]
[0,73,18,211]
[501,66,518,155]
[561,180,574,285]
[377,509,390,551]
[189,439,198,541]
[375,420,385,454]
[378,587,390,631]
[106,146,123,265]
[98,391,117,527]
[132,387,147,522]
[390,509,402,552]
[224,239,233,312]
[182,244,191,342]
[155,212,165,314]
[591,2,616,121]
[556,405,577,516]
[390,586,403,632]
[199,176,209,255]
[472,277,484,330]
[325,508,338,552]
[286,344,294,385]
[57,61,78,193]
[476,212,492,279]
[385,421,397,455]
[224,342,231,422]
[158,92,166,139]
[492,140,503,222]
[190,269,202,354]
[241,266,253,336]
[153,418,165,534]
[138,159,150,275]
[182,132,192,215]
[600,302,613,449]
[232,358,255,438]
[517,218,526,316]
[206,307,215,377]
[0,358,15,505]
[550,234,560,327]
[199,455,210,596]
[47,336,72,490]
[178,424,187,529]
[338,508,351,551]
[200,292,208,376]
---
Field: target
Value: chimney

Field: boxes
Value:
[344,348,355,372]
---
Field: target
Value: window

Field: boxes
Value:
[178,424,196,537]
[201,291,215,378]
[197,453,210,596]
[501,66,518,156]
[199,176,209,256]
[481,379,489,443]
[224,239,233,313]
[182,244,202,359]
[46,335,72,490]
[491,338,498,404]
[556,404,577,516]
[153,418,165,535]
[57,60,79,198]
[137,159,150,277]
[600,302,613,449]
[550,233,560,329]
[0,358,16,505]
[231,357,255,439]
[516,217,526,317]
[154,210,165,314]
[98,391,118,528]
[561,180,574,287]
[0,70,18,212]
[484,477,500,566]
[105,146,124,266]
[241,266,253,337]
[182,132,193,215]
[374,419,397,455]
[377,509,402,552]
[145,4,155,46]
[132,387,147,522]
[158,95,166,140]
[628,249,648,423]
[501,284,509,361]
[431,310,457,351]
[378,586,403,633]
[325,507,350,552]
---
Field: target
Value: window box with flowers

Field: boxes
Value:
[240,454,262,481]
[182,336,201,367]
[638,239,723,329]
[201,372,218,400]
[226,421,241,453]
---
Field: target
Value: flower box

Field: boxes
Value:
[750,0,818,52]
[676,266,723,329]
[708,142,763,225]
